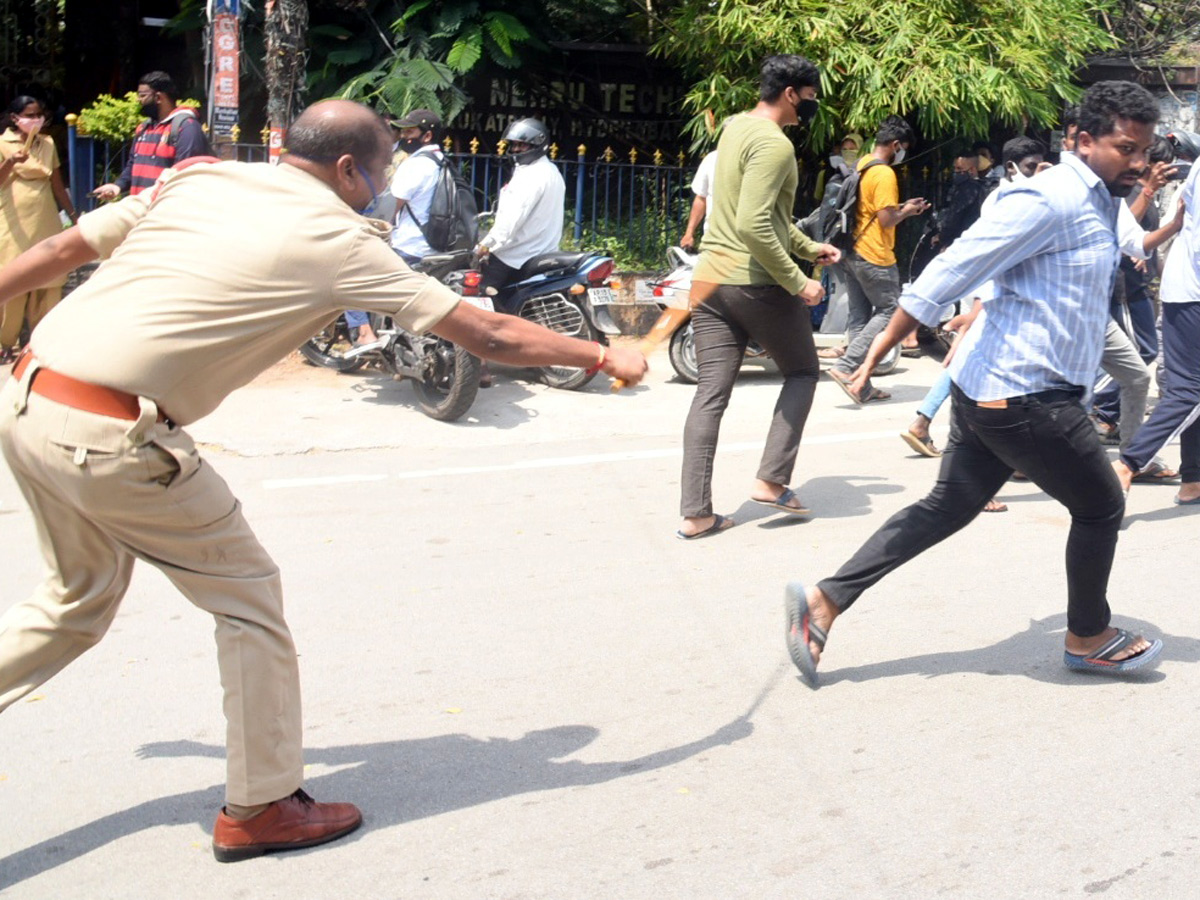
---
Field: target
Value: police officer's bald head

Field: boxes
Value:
[285,100,392,168]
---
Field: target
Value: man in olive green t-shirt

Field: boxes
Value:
[678,54,842,539]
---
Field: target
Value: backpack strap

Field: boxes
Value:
[398,149,446,236]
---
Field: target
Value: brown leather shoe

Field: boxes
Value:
[212,789,362,862]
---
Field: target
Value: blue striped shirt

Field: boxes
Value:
[900,152,1121,401]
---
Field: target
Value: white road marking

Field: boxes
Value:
[262,429,908,490]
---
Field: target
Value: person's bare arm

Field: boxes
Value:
[876,197,930,229]
[1142,198,1186,255]
[680,195,707,251]
[0,228,97,307]
[848,308,923,396]
[430,301,648,385]
[50,167,78,223]
[1128,162,1175,222]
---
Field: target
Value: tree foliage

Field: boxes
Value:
[657,0,1119,149]
[1099,0,1200,63]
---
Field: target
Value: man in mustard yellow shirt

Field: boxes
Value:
[830,116,930,403]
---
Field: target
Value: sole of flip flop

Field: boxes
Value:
[1063,638,1163,673]
[785,582,820,688]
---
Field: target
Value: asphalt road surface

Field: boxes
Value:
[1,348,1197,898]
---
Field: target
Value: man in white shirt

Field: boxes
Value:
[389,108,444,265]
[680,150,718,252]
[476,118,566,292]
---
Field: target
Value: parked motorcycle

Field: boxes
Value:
[473,248,625,390]
[648,246,901,384]
[300,250,487,422]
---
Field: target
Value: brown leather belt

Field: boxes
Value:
[12,351,167,423]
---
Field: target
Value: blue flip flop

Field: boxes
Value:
[785,581,826,688]
[1173,494,1200,506]
[1063,628,1163,673]
[753,487,811,516]
[676,513,734,541]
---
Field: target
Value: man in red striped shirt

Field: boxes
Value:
[94,72,211,199]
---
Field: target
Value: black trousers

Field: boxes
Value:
[818,384,1124,638]
[680,283,819,517]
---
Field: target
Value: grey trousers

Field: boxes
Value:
[833,253,901,396]
[1099,318,1151,455]
[680,283,819,518]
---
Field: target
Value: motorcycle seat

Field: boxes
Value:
[517,252,593,279]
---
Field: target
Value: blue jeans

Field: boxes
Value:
[917,370,953,422]
[344,310,369,328]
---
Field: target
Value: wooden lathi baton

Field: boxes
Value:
[21,121,41,155]
[610,281,715,392]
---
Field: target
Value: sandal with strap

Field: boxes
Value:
[785,581,827,688]
[753,487,811,516]
[1063,628,1163,673]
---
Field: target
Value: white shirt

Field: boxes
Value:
[389,145,442,258]
[481,155,566,268]
[1159,160,1199,304]
[691,151,718,201]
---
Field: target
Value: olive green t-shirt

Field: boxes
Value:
[693,113,819,294]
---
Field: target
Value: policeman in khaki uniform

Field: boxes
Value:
[0,100,646,862]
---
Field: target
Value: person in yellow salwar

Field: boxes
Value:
[0,96,77,361]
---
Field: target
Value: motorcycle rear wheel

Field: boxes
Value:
[300,315,368,373]
[668,320,699,384]
[411,340,481,421]
[520,297,600,390]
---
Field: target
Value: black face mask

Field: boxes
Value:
[952,171,972,184]
[140,98,159,120]
[794,98,819,124]
[398,138,423,154]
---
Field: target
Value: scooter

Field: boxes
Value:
[648,246,901,384]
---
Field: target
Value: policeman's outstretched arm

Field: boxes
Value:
[431,301,649,387]
[0,228,98,308]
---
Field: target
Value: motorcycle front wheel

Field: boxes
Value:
[300,315,368,373]
[411,339,481,421]
[668,320,699,384]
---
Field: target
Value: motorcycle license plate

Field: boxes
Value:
[587,287,616,306]
[464,296,494,312]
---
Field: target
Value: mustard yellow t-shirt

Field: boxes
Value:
[854,157,899,267]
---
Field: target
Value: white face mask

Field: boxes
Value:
[893,147,906,165]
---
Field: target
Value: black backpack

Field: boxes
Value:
[798,167,848,243]
[405,152,479,253]
[827,158,886,251]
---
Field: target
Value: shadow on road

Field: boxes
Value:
[0,669,784,887]
[813,613,1199,689]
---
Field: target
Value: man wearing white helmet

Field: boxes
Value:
[476,117,566,292]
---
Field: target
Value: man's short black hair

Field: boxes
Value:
[953,140,976,160]
[285,102,393,168]
[875,115,915,147]
[1077,81,1159,140]
[139,71,178,102]
[1148,134,1175,165]
[971,140,994,158]
[1062,105,1080,130]
[759,54,820,102]
[1001,136,1046,168]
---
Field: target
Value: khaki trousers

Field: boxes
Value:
[0,372,303,805]
[0,286,62,349]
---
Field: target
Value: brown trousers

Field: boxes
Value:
[0,371,303,805]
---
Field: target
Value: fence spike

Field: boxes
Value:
[603,146,614,162]
[443,136,453,152]
[549,142,559,160]
[628,148,638,164]
[677,150,686,166]
[260,125,270,145]
[469,137,480,154]
[497,139,508,155]
[577,144,587,157]
[653,149,664,166]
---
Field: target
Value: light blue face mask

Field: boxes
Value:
[355,163,396,221]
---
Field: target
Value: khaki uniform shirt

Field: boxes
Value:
[31,161,460,425]
[0,130,66,286]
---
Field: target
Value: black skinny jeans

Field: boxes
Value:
[680,283,819,518]
[818,384,1125,638]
